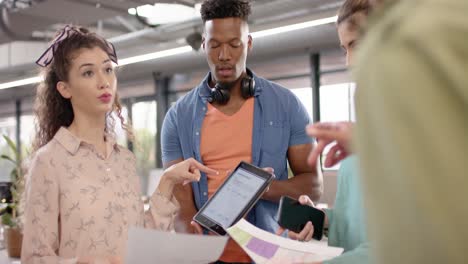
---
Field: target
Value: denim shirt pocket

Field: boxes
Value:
[260,119,289,180]
[261,119,288,155]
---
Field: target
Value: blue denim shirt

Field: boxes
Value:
[161,70,311,233]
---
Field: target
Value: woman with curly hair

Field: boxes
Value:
[21,25,216,264]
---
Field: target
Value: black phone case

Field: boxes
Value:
[277,196,325,240]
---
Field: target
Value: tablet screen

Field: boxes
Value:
[202,167,267,228]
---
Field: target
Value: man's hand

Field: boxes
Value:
[186,167,273,235]
[190,220,204,234]
[306,121,354,168]
[276,221,314,242]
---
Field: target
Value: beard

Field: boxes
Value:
[215,73,244,91]
[216,80,237,91]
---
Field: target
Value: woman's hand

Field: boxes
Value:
[163,158,218,185]
[158,158,218,199]
[306,121,354,168]
[276,195,319,242]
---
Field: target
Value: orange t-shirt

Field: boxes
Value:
[200,98,254,263]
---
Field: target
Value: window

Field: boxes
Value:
[131,101,157,193]
[20,114,35,156]
[290,87,313,120]
[318,82,356,170]
[275,76,313,120]
[112,106,129,147]
[0,117,16,182]
[317,49,355,170]
[320,83,356,123]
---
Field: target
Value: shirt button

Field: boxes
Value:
[202,107,206,111]
[203,192,207,196]
[269,121,273,126]
[196,132,200,136]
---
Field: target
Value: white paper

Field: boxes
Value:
[227,219,344,264]
[126,227,228,264]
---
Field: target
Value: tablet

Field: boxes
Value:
[193,161,274,236]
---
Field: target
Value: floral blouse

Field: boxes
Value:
[21,127,179,263]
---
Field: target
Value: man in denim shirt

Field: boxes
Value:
[161,0,322,262]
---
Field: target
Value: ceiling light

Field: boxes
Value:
[118,46,192,66]
[0,76,43,90]
[128,3,200,25]
[251,16,337,38]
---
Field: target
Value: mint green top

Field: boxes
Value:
[324,156,369,264]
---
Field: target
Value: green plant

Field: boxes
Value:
[0,135,24,228]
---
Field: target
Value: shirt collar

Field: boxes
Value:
[198,68,263,101]
[54,127,118,156]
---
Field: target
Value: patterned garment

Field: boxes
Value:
[21,127,179,263]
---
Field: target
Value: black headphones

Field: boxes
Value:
[208,73,255,105]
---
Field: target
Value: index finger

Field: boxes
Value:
[288,230,302,240]
[298,195,315,207]
[307,140,328,167]
[190,221,204,234]
[307,126,341,142]
[189,160,218,175]
[262,167,274,174]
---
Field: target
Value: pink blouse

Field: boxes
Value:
[21,127,179,263]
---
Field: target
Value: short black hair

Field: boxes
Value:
[200,0,251,23]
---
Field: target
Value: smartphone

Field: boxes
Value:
[193,161,274,236]
[277,196,325,240]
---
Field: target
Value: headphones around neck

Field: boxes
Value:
[208,73,255,105]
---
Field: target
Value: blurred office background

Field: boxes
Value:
[0,0,353,207]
